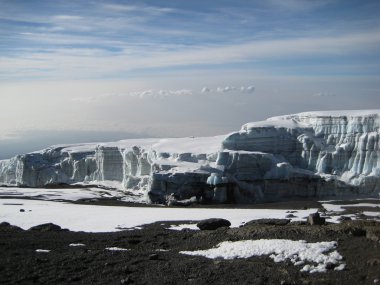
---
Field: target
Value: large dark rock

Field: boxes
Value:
[0,222,23,232]
[308,212,325,225]
[197,218,231,230]
[28,223,65,232]
[245,219,291,226]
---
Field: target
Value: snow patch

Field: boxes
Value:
[181,239,344,273]
[35,249,50,253]
[105,247,129,251]
[168,223,199,231]
[69,243,86,247]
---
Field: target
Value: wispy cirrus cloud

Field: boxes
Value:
[1,30,379,80]
[102,3,177,15]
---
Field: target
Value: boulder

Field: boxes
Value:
[28,223,65,232]
[308,212,325,225]
[0,222,23,232]
[197,218,231,230]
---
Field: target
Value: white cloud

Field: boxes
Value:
[216,86,237,92]
[102,3,177,15]
[69,85,257,103]
[241,86,255,93]
[53,15,83,21]
[312,92,336,97]
[214,85,255,94]
[71,89,194,102]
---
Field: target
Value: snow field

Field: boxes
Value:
[0,198,318,232]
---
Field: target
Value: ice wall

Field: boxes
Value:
[0,110,379,203]
[222,110,380,199]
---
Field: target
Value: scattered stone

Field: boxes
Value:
[29,223,63,232]
[286,214,297,218]
[245,219,290,226]
[338,216,352,222]
[196,218,231,230]
[366,228,380,242]
[349,227,366,237]
[308,213,325,225]
[19,209,25,212]
[367,258,380,266]
[120,277,132,284]
[325,262,336,270]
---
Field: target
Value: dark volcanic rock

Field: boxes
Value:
[196,218,231,230]
[245,219,291,226]
[0,222,23,232]
[308,212,325,225]
[338,216,352,222]
[367,258,380,266]
[366,228,380,241]
[1,218,380,284]
[29,223,65,232]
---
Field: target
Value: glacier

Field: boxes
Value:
[1,109,379,204]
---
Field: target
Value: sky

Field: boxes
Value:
[0,0,380,158]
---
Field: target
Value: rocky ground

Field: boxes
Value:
[1,210,380,285]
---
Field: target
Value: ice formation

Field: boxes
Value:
[1,109,379,204]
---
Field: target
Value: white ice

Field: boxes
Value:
[181,239,344,273]
[0,186,124,201]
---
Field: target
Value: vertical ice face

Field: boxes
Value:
[0,157,18,185]
[122,147,152,189]
[95,146,123,181]
[0,110,379,203]
[222,111,380,196]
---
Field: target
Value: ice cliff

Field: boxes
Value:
[1,110,379,204]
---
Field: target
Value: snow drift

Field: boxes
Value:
[1,110,379,204]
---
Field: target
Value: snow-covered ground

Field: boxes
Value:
[321,200,380,222]
[1,187,379,231]
[0,198,318,232]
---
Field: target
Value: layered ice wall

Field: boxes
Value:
[221,110,380,201]
[0,137,223,202]
[0,110,379,203]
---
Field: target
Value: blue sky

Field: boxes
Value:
[0,0,380,158]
